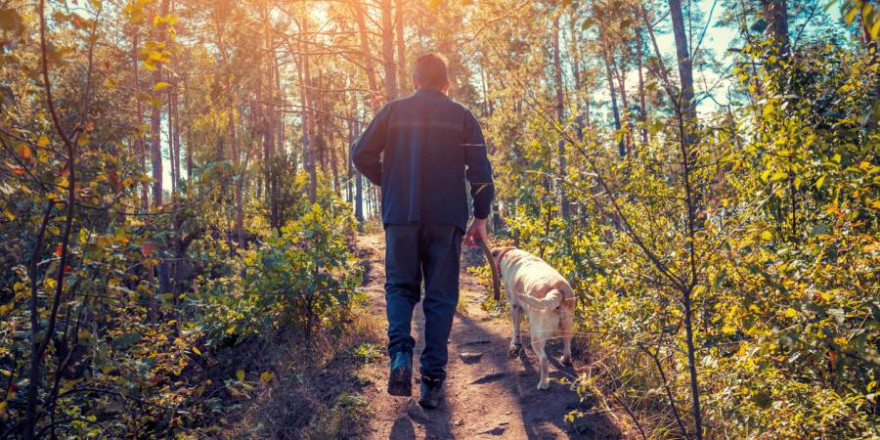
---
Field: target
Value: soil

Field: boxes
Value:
[355,234,625,440]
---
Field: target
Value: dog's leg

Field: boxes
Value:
[532,330,550,390]
[531,312,558,390]
[509,305,523,356]
[560,311,574,366]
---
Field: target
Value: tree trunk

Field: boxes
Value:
[170,80,180,196]
[381,0,398,100]
[396,0,408,95]
[132,30,149,212]
[761,0,789,56]
[352,2,381,225]
[296,19,318,204]
[231,88,244,247]
[636,28,648,145]
[668,0,703,437]
[603,49,625,156]
[275,49,284,156]
[169,0,180,197]
[150,0,171,208]
[568,12,585,138]
[352,2,380,112]
[217,22,244,247]
[262,5,278,229]
[552,15,568,219]
[668,0,697,137]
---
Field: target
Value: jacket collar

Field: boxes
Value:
[415,87,448,98]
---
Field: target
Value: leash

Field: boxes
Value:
[474,239,502,302]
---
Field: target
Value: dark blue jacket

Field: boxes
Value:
[351,88,494,232]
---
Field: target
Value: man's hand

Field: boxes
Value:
[464,218,488,249]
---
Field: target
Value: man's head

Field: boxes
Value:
[412,53,449,92]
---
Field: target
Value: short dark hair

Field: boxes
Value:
[412,53,448,89]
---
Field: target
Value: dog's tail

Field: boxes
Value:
[517,289,563,310]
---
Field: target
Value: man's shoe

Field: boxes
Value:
[418,376,444,409]
[387,352,413,396]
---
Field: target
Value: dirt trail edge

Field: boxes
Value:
[356,234,624,440]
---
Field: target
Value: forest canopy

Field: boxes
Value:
[1,0,879,438]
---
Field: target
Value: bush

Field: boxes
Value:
[193,203,362,344]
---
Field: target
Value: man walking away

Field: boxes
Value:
[351,53,494,409]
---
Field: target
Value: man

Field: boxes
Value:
[351,53,494,409]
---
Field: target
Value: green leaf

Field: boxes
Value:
[111,332,142,349]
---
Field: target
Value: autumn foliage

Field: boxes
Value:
[1,0,879,439]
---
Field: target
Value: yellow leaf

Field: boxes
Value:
[260,371,274,383]
[784,308,797,318]
[815,175,826,190]
[722,323,737,335]
[3,209,15,221]
[846,7,859,26]
[236,369,245,381]
[192,346,202,356]
[761,230,773,241]
[152,81,171,92]
[37,135,50,147]
[770,171,787,182]
[17,143,32,159]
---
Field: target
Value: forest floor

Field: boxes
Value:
[354,234,626,440]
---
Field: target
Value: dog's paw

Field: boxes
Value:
[508,343,523,357]
[537,379,550,390]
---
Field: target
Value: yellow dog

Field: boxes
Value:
[490,247,576,389]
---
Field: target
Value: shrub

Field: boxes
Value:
[193,203,362,344]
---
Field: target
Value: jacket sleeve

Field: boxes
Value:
[351,104,391,186]
[463,110,495,220]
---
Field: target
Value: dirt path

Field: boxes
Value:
[355,234,623,440]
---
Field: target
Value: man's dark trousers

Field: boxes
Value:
[385,224,462,382]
